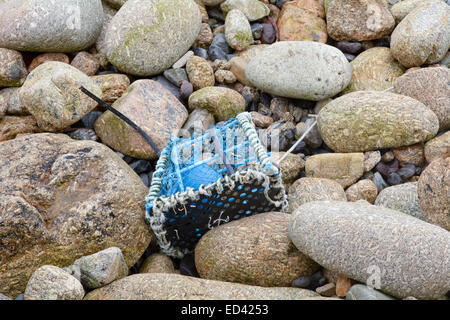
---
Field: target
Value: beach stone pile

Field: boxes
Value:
[0,0,448,300]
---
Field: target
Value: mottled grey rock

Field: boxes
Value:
[364,151,381,172]
[104,0,201,76]
[0,0,104,52]
[73,247,129,289]
[417,157,450,230]
[0,48,27,87]
[96,1,118,57]
[195,212,319,287]
[67,128,98,141]
[318,91,439,152]
[390,1,450,67]
[288,177,347,213]
[221,0,270,21]
[24,265,84,300]
[295,118,323,149]
[288,201,450,299]
[19,62,102,132]
[390,0,445,24]
[181,108,215,135]
[375,182,425,220]
[84,273,320,300]
[225,9,252,51]
[246,41,352,101]
[346,284,395,300]
[269,152,305,188]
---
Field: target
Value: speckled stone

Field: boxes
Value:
[288,177,347,213]
[0,133,153,298]
[277,0,327,43]
[250,111,273,128]
[73,247,129,289]
[188,86,245,121]
[71,51,100,76]
[95,0,118,57]
[392,143,425,166]
[214,70,237,84]
[0,0,104,52]
[104,0,201,76]
[195,23,214,48]
[84,273,321,300]
[305,153,364,188]
[424,131,450,163]
[0,48,27,87]
[288,200,450,299]
[390,1,450,67]
[186,56,215,90]
[24,266,84,300]
[326,0,395,41]
[342,47,405,94]
[246,41,351,101]
[229,45,268,86]
[181,108,215,135]
[375,182,425,220]
[417,157,450,230]
[91,73,130,103]
[221,0,270,21]
[28,53,70,72]
[345,179,378,204]
[19,61,102,132]
[269,152,305,188]
[390,0,445,23]
[225,9,252,51]
[364,151,381,172]
[195,212,320,287]
[393,67,450,130]
[346,284,395,300]
[317,91,439,153]
[0,116,42,142]
[0,88,28,118]
[140,253,176,274]
[95,80,188,160]
[295,118,323,148]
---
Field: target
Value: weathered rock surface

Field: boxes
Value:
[140,254,176,274]
[269,152,305,187]
[417,157,450,230]
[95,80,188,160]
[91,74,130,103]
[186,56,215,90]
[345,179,378,204]
[0,48,28,87]
[390,1,450,67]
[305,153,364,188]
[375,182,425,220]
[24,265,85,300]
[317,91,439,152]
[19,62,102,132]
[229,45,268,86]
[346,284,395,300]
[0,0,104,52]
[289,201,450,299]
[195,212,319,287]
[390,0,445,24]
[84,273,320,300]
[246,41,352,100]
[221,0,270,21]
[225,9,252,51]
[104,0,201,76]
[0,133,152,298]
[393,67,450,130]
[0,116,42,142]
[288,177,347,213]
[424,131,450,163]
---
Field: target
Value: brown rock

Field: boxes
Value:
[417,157,450,230]
[194,23,214,48]
[195,212,320,287]
[84,273,320,300]
[91,74,130,103]
[364,150,381,172]
[424,131,450,163]
[345,179,378,204]
[95,79,188,160]
[0,133,153,298]
[194,0,209,23]
[229,45,269,86]
[305,153,365,188]
[336,275,354,297]
[71,51,100,76]
[392,143,425,166]
[288,177,347,213]
[0,48,27,87]
[316,283,336,297]
[393,67,450,130]
[269,152,305,188]
[140,253,176,274]
[214,69,237,84]
[342,47,405,94]
[277,0,327,43]
[28,53,70,72]
[250,111,273,128]
[326,0,395,41]
[186,56,215,90]
[0,116,42,142]
[0,87,28,115]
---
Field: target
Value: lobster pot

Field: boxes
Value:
[145,112,287,258]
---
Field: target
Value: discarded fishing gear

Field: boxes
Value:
[145,113,288,258]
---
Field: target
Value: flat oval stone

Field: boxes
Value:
[0,0,104,52]
[390,1,450,67]
[221,0,270,21]
[225,9,253,51]
[288,201,450,299]
[317,91,439,152]
[246,41,352,100]
[104,0,201,76]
